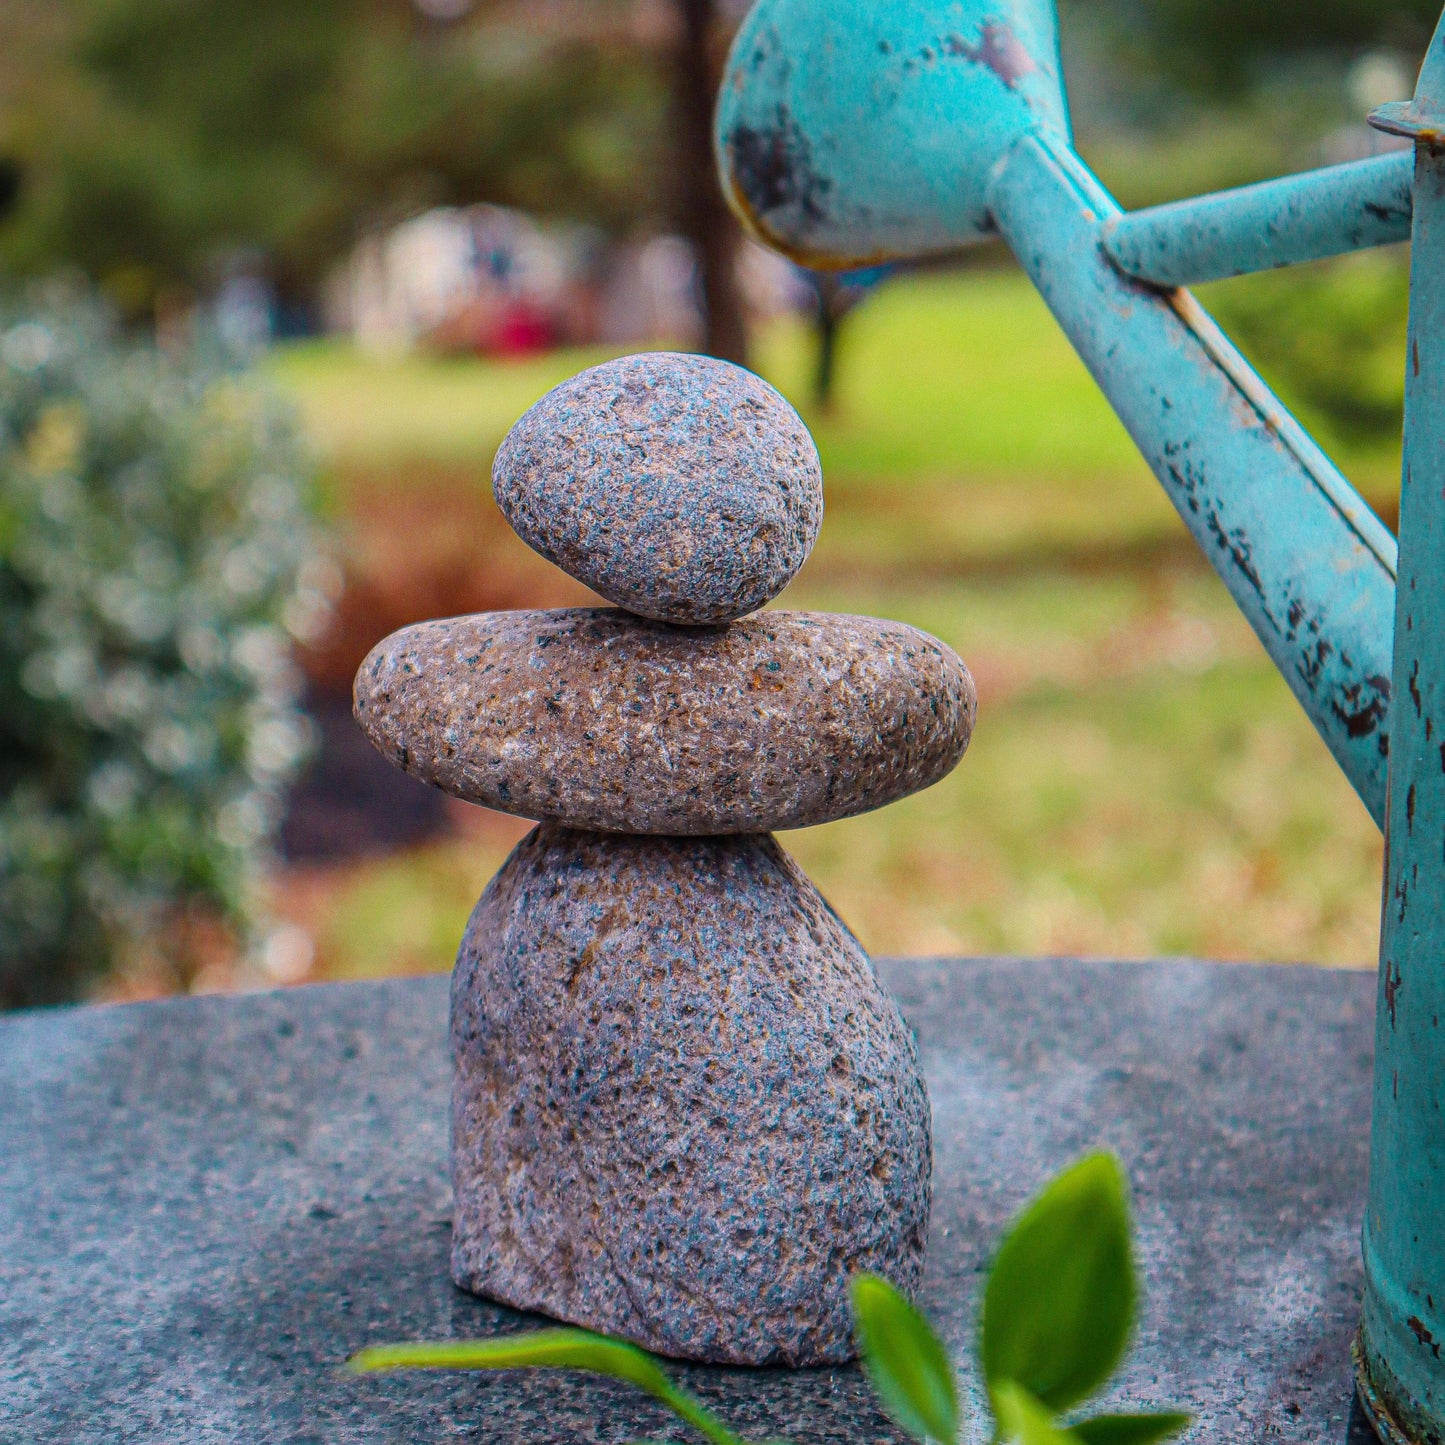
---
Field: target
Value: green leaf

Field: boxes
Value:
[1071,1412,1192,1445]
[851,1272,960,1444]
[347,1328,745,1445]
[980,1153,1136,1414]
[993,1381,1080,1445]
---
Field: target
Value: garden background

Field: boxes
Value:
[0,0,1431,1004]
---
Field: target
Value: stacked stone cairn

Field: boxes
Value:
[354,353,977,1367]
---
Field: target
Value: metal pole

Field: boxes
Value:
[987,127,1397,827]
[1357,16,1445,1444]
[1102,150,1414,288]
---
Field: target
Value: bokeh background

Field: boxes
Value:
[0,0,1435,1007]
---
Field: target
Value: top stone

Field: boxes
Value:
[492,353,823,625]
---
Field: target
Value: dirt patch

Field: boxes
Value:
[299,462,598,699]
[283,463,597,863]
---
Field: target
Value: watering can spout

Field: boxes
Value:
[715,0,1069,268]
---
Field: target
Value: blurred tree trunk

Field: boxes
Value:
[813,274,844,412]
[811,272,872,412]
[672,0,749,367]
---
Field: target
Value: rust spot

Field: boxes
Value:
[1331,675,1391,740]
[726,106,830,230]
[1408,782,1417,830]
[1205,511,1269,614]
[724,169,893,272]
[719,20,886,267]
[1386,960,1402,1028]
[1410,660,1422,716]
[944,21,1039,88]
[1298,638,1336,694]
[1414,338,1421,377]
[1407,1315,1441,1358]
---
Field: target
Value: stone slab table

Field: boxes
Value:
[0,957,1384,1444]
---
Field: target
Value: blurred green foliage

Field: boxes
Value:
[0,290,328,1006]
[1206,252,1411,444]
[0,0,1434,320]
[0,0,665,313]
[1081,0,1439,94]
[0,0,1432,369]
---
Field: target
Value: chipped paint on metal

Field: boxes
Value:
[1355,1338,1425,1445]
[1362,17,1445,1442]
[949,21,1039,88]
[717,0,1400,826]
[714,0,1069,267]
[986,125,1396,824]
[1372,100,1445,148]
[1102,151,1414,287]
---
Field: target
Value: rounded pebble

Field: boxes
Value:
[492,353,822,625]
[450,824,931,1365]
[353,607,976,834]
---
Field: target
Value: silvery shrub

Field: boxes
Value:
[0,293,331,1006]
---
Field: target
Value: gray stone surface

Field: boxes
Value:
[0,957,1379,1444]
[353,608,976,834]
[450,827,931,1366]
[493,353,823,626]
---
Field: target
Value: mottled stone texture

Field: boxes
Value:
[493,353,823,625]
[449,826,932,1366]
[350,350,963,1368]
[354,607,976,834]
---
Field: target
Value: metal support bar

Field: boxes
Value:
[1358,19,1445,1444]
[987,126,1398,826]
[1102,151,1414,288]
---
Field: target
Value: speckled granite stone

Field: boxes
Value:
[354,607,975,834]
[492,353,822,625]
[449,825,931,1366]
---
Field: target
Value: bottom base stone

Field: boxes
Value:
[449,825,932,1366]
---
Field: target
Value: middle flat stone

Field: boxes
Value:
[354,607,976,834]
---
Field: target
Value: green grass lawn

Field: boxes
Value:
[269,267,1389,974]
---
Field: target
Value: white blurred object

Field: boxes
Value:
[1349,50,1414,114]
[346,209,479,354]
[736,238,815,318]
[326,205,815,354]
[330,204,588,355]
[261,924,316,984]
[1322,52,1416,164]
[595,235,710,347]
